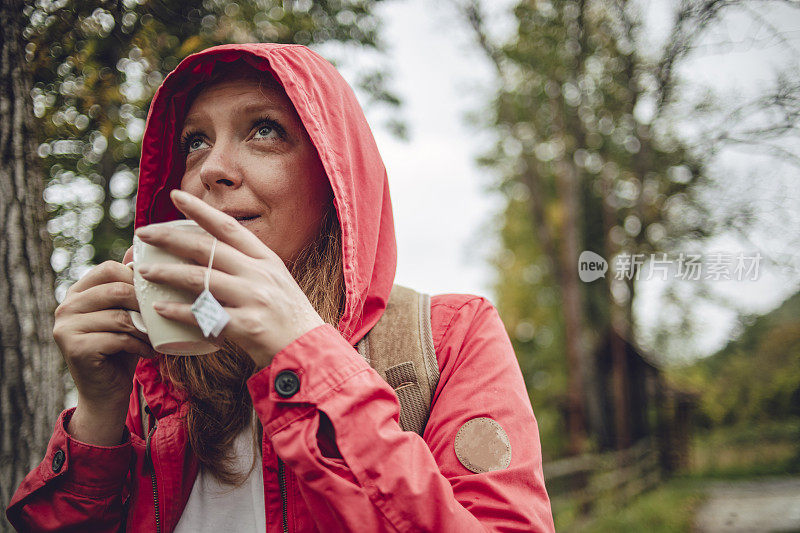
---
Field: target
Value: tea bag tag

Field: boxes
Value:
[191,238,230,338]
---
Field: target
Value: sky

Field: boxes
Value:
[358,1,509,302]
[337,0,800,360]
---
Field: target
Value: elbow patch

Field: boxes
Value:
[454,417,512,473]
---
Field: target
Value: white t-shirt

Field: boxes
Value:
[174,422,266,532]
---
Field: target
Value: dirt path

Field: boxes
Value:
[693,477,800,532]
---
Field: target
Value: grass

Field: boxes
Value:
[564,478,706,533]
[552,477,707,532]
[688,418,800,479]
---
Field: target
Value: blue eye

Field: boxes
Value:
[254,124,275,138]
[252,117,286,140]
[180,132,208,155]
[188,137,207,152]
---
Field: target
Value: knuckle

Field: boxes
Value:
[239,313,266,336]
[54,301,69,319]
[55,295,78,318]
[192,240,206,258]
[112,282,131,300]
[84,351,106,371]
[52,322,66,343]
[265,251,282,267]
[253,288,271,308]
[63,336,84,361]
[119,333,141,353]
[220,217,239,235]
[189,268,206,289]
[99,260,118,275]
[115,309,132,329]
[64,282,77,298]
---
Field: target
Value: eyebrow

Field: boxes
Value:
[181,101,288,133]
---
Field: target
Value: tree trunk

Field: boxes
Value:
[0,0,64,515]
[554,159,589,455]
[601,175,631,450]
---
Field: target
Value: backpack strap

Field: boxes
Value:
[357,284,439,436]
[138,382,150,439]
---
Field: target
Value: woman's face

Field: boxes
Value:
[178,73,332,264]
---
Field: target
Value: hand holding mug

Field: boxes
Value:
[54,260,156,408]
[125,219,220,356]
[133,189,325,369]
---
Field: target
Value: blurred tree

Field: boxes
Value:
[458,0,799,457]
[677,291,800,427]
[24,0,400,305]
[0,0,64,515]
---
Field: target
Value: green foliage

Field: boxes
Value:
[24,0,397,300]
[672,292,800,428]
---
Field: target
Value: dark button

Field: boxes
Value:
[52,449,65,473]
[275,370,300,398]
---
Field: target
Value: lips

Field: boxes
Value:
[219,208,260,223]
[234,216,259,227]
[221,210,258,220]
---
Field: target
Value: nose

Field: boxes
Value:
[198,143,243,192]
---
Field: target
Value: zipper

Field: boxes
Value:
[144,416,161,533]
[278,456,288,533]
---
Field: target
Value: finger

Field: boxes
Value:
[70,308,151,343]
[79,331,156,359]
[69,261,134,294]
[151,300,230,341]
[122,245,134,265]
[169,189,273,260]
[134,227,245,275]
[59,281,140,316]
[137,263,243,305]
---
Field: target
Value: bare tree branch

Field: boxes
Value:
[655,0,735,117]
[451,0,509,83]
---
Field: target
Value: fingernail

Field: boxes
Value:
[153,301,166,310]
[135,226,154,238]
[138,264,151,275]
[171,189,192,203]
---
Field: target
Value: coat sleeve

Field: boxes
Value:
[247,295,555,533]
[6,407,133,532]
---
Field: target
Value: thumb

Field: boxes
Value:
[122,343,156,379]
[122,245,134,265]
[122,352,140,379]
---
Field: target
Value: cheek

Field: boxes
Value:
[271,158,331,253]
[269,152,331,209]
[179,173,194,192]
[179,168,206,196]
[297,152,332,205]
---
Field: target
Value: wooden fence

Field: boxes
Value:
[543,438,662,515]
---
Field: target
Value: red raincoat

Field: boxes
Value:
[7,44,554,533]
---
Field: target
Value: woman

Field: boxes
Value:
[7,44,554,532]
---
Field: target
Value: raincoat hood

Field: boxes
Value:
[134,43,396,346]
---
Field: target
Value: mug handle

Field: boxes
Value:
[124,262,148,334]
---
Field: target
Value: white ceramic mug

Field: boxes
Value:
[126,219,219,356]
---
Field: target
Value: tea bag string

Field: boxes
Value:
[204,237,217,293]
[191,236,231,339]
